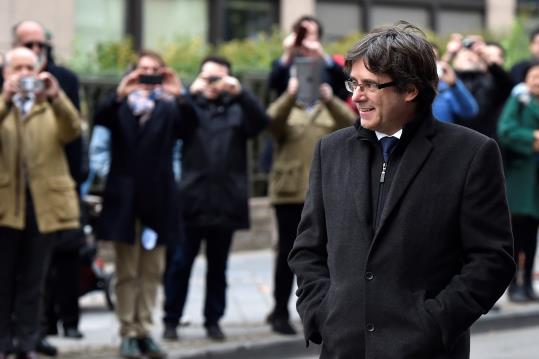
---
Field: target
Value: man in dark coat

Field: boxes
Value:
[288,22,515,359]
[94,50,191,359]
[162,56,268,341]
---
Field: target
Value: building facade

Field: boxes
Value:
[0,0,523,61]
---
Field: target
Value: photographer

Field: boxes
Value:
[431,44,478,123]
[265,75,355,335]
[162,56,268,342]
[93,50,192,359]
[268,15,348,101]
[0,47,81,359]
[444,33,513,138]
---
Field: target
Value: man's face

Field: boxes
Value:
[15,23,47,66]
[349,59,416,134]
[530,34,539,59]
[136,55,162,90]
[199,61,229,100]
[4,49,37,80]
[525,65,539,98]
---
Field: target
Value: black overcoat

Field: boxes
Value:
[94,95,193,245]
[288,114,515,359]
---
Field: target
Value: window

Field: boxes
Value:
[75,0,125,54]
[222,0,278,41]
[317,2,361,41]
[144,0,207,49]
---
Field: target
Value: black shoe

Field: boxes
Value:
[64,327,84,339]
[205,323,226,341]
[36,338,58,357]
[45,324,59,336]
[524,284,539,301]
[509,285,529,303]
[162,324,178,341]
[270,317,297,335]
[119,337,142,359]
[16,352,38,359]
[138,337,167,359]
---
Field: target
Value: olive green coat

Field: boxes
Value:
[267,93,356,204]
[497,95,539,218]
[0,91,81,233]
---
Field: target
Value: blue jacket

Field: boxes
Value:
[433,79,478,123]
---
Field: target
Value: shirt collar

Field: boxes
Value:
[375,129,403,140]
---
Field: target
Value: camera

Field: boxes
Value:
[138,74,163,85]
[294,25,307,47]
[19,76,44,94]
[207,76,222,84]
[462,37,475,49]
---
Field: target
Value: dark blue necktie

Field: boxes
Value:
[379,136,398,162]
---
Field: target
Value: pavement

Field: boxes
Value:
[44,249,539,359]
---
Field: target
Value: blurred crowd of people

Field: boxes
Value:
[1,14,539,359]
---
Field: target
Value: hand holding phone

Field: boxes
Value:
[139,74,164,85]
[294,26,307,47]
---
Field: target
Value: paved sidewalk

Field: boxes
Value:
[46,249,539,358]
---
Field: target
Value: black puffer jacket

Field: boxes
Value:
[179,90,268,230]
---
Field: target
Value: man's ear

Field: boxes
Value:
[404,84,419,102]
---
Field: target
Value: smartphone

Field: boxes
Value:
[294,26,307,47]
[139,74,164,85]
[293,57,323,106]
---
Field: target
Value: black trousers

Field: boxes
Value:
[43,245,82,332]
[272,203,304,319]
[0,193,53,353]
[163,226,234,327]
[511,215,539,284]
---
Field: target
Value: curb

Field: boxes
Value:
[173,307,539,359]
[471,307,539,334]
[176,336,317,359]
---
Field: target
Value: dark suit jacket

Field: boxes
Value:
[288,113,515,359]
[93,94,193,245]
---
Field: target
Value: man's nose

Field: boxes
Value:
[351,88,367,102]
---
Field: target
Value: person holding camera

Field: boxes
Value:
[0,47,81,359]
[430,44,478,123]
[444,34,513,139]
[162,56,268,342]
[265,73,356,335]
[2,21,86,353]
[93,50,192,359]
[268,15,348,102]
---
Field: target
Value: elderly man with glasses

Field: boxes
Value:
[2,20,85,356]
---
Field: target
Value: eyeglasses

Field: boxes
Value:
[23,41,47,50]
[345,80,396,94]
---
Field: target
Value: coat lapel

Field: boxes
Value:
[349,128,374,240]
[373,117,434,240]
[118,103,139,148]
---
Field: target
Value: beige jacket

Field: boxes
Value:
[267,93,356,204]
[0,91,81,233]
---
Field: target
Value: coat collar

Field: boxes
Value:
[374,111,435,240]
[350,108,436,241]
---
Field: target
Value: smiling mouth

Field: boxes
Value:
[359,107,375,113]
